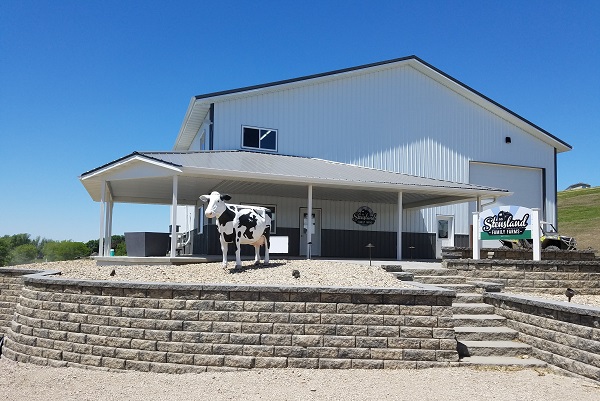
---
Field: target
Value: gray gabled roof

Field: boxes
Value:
[80,150,509,208]
[173,56,572,153]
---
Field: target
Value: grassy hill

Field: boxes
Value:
[557,186,600,252]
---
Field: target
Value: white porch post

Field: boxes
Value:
[307,185,313,260]
[532,208,541,261]
[170,175,179,257]
[105,200,113,255]
[397,192,403,260]
[103,184,114,256]
[99,181,106,256]
[472,212,480,260]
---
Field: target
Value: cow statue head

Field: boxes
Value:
[200,191,231,218]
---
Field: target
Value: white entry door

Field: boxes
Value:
[300,208,321,257]
[436,215,454,259]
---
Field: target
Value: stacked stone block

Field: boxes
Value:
[0,269,46,336]
[3,271,458,372]
[443,247,597,261]
[446,259,600,295]
[485,293,600,381]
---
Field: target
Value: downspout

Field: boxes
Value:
[554,148,558,229]
[209,103,215,150]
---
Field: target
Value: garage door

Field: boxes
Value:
[470,162,543,247]
[470,162,543,210]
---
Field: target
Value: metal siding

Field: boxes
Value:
[201,64,556,237]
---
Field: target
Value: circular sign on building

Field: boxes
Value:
[352,206,377,226]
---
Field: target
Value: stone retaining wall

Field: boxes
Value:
[0,268,47,337]
[445,259,600,295]
[2,269,458,373]
[443,247,597,261]
[484,293,600,381]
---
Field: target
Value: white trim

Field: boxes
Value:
[81,155,182,180]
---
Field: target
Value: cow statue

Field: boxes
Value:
[200,191,271,268]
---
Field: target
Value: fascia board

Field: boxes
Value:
[81,155,182,181]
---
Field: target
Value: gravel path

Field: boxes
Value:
[2,358,599,401]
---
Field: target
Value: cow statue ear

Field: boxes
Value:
[199,195,209,202]
[221,194,232,201]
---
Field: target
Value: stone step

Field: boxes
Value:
[453,293,484,303]
[413,275,466,285]
[399,267,459,276]
[453,314,507,327]
[434,283,477,293]
[389,272,414,281]
[454,326,518,341]
[459,356,547,368]
[452,303,496,315]
[458,340,532,357]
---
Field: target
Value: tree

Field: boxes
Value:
[11,244,38,265]
[8,233,32,248]
[42,241,90,261]
[0,237,11,266]
[86,239,99,255]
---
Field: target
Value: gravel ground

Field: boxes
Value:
[13,259,412,288]
[2,358,599,401]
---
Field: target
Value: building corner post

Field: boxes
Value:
[397,192,403,260]
[170,175,179,257]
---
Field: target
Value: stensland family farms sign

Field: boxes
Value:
[479,206,533,240]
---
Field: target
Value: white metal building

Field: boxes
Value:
[81,56,571,260]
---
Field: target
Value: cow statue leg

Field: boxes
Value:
[253,244,261,265]
[262,227,271,265]
[219,236,229,268]
[235,232,243,268]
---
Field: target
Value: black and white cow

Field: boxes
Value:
[200,191,271,268]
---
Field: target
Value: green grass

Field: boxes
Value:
[557,187,600,252]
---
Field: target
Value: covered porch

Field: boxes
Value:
[80,150,510,264]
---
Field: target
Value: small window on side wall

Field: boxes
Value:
[242,126,277,152]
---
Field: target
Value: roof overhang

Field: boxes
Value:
[173,56,571,153]
[80,151,511,209]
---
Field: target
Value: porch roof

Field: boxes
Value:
[79,150,510,209]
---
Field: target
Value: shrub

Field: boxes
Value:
[11,244,38,265]
[42,241,90,261]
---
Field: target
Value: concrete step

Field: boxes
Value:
[454,293,484,303]
[399,267,459,276]
[435,283,477,293]
[413,275,466,285]
[459,355,547,368]
[453,314,507,327]
[458,340,532,357]
[452,303,496,315]
[454,326,518,341]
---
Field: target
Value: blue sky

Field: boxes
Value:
[1,1,599,242]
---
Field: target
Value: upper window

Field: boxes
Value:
[242,126,277,152]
